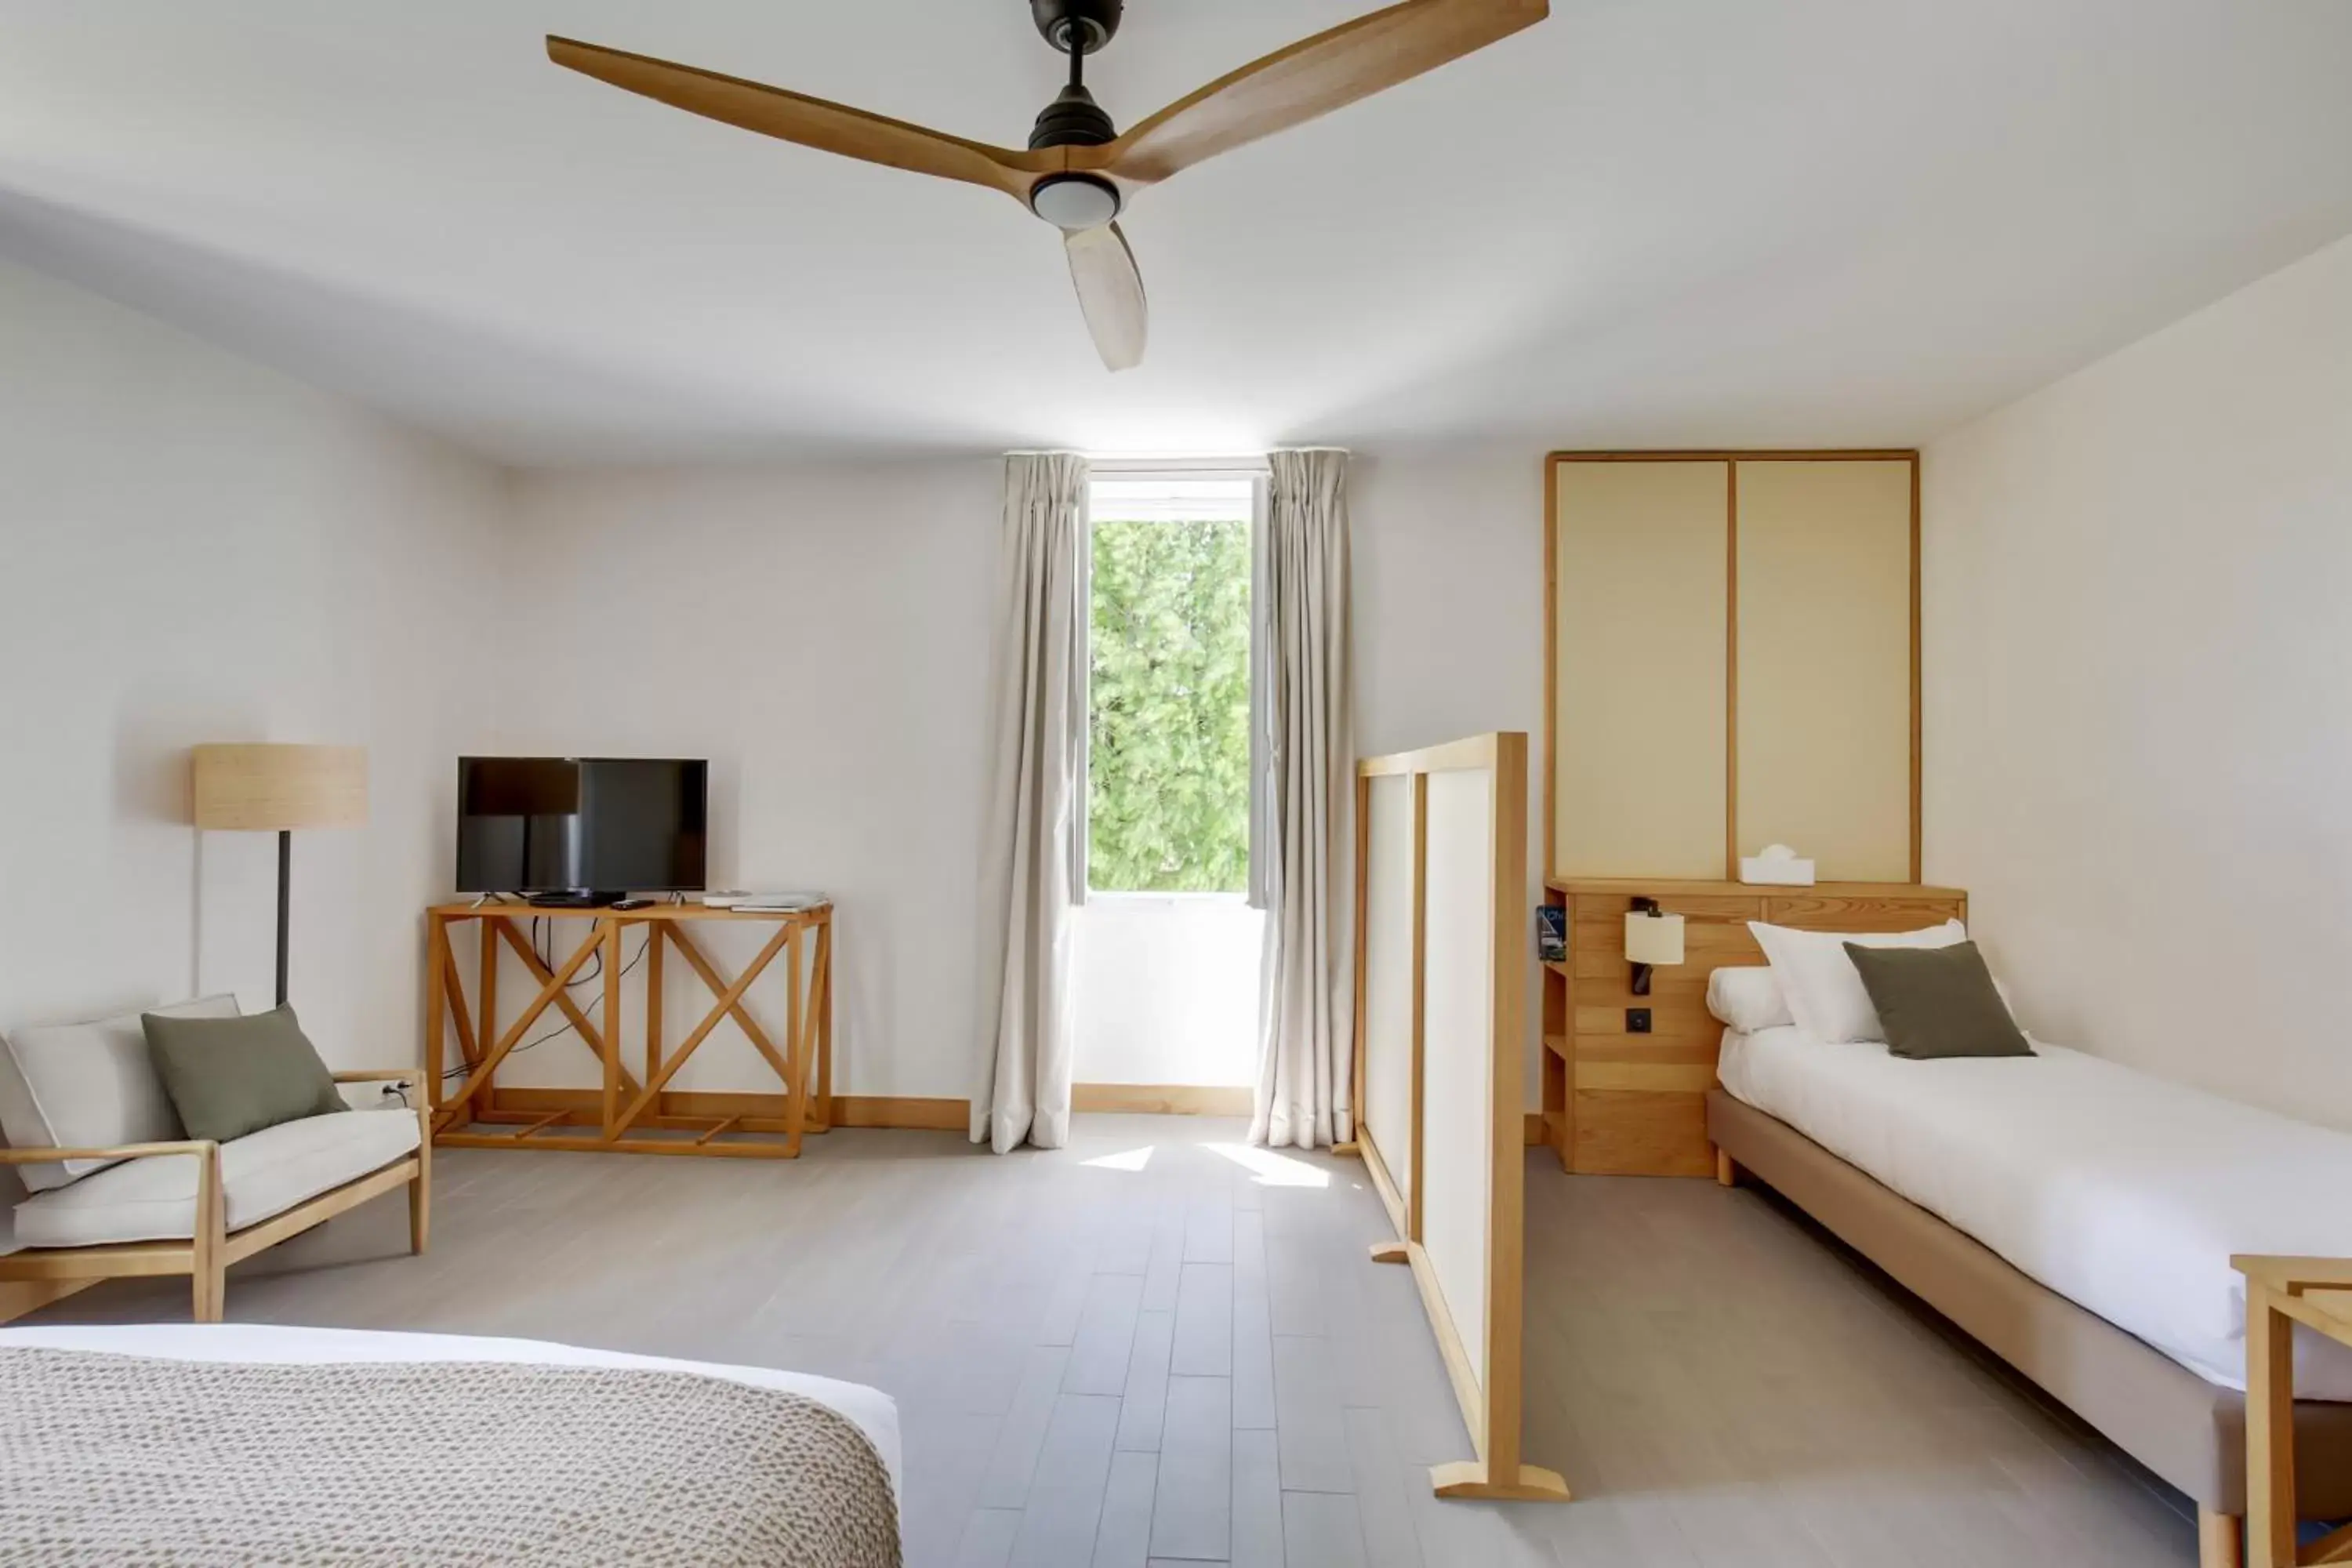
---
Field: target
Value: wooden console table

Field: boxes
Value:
[423,902,831,1160]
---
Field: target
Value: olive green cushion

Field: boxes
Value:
[1842,941,2035,1061]
[140,1005,347,1144]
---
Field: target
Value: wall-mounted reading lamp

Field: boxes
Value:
[1624,897,1686,996]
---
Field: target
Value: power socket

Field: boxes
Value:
[1626,1008,1652,1034]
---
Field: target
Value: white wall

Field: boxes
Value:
[1350,447,1550,1100]
[492,464,1266,1100]
[0,240,1583,1152]
[0,257,505,1219]
[1072,897,1263,1087]
[487,447,1549,1104]
[1924,232,2352,1127]
[495,460,998,1100]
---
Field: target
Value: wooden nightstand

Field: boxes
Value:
[2233,1255,2352,1566]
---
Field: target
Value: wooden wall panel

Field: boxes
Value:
[1546,878,1965,1177]
[1552,462,1728,878]
[1572,1090,1713,1178]
[1539,449,1932,1177]
[1735,460,1915,880]
[1361,773,1419,1211]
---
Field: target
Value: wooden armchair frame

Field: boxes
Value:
[0,1071,430,1324]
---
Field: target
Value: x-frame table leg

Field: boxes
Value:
[437,919,612,1129]
[604,923,797,1142]
[663,924,810,1101]
[808,920,832,1132]
[489,918,644,1100]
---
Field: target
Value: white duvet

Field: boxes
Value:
[0,1323,903,1497]
[1719,1027,2352,1399]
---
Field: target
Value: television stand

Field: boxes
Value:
[423,901,833,1160]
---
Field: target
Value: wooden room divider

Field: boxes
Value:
[1350,731,1567,1503]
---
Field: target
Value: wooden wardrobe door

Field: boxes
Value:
[1552,461,1729,878]
[1733,459,1915,881]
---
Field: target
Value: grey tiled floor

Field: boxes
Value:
[29,1113,2201,1565]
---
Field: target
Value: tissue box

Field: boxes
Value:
[1740,855,1817,887]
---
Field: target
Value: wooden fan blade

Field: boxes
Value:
[1066,223,1149,372]
[1090,0,1548,187]
[547,35,1052,202]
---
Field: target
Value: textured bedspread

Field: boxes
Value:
[0,1348,902,1566]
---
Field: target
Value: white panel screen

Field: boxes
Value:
[1419,768,1494,1394]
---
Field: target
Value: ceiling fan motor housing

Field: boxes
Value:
[1031,0,1123,54]
[1029,83,1116,149]
[1027,0,1121,154]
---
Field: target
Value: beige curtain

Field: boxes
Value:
[971,452,1089,1152]
[1251,449,1356,1149]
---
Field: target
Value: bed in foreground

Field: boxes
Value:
[1710,1026,2352,1568]
[0,1324,902,1566]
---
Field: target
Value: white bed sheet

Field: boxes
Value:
[0,1323,902,1496]
[1719,1026,2352,1399]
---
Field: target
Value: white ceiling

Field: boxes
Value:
[3,0,2349,466]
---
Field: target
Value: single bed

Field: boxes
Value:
[1720,1026,2352,1398]
[0,1323,903,1566]
[1711,1027,2352,1567]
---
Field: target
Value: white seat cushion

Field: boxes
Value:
[12,1109,419,1250]
[0,995,240,1192]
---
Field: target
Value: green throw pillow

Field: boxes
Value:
[141,1005,347,1143]
[1842,941,2035,1061]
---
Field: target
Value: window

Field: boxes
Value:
[1086,475,1260,895]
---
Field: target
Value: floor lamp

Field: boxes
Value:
[191,744,369,1009]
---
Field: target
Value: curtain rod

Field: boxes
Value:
[1087,454,1267,474]
[1002,450,1351,474]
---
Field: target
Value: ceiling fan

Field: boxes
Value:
[547,0,1550,372]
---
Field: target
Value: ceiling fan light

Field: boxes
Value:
[1029,174,1122,231]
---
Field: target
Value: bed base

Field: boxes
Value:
[1708,1090,2352,1568]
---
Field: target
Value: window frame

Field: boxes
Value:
[1080,459,1270,905]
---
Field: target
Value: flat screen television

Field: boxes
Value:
[456,757,708,902]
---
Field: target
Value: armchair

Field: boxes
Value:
[0,1071,429,1324]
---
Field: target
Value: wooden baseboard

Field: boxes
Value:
[1073,1083,1253,1116]
[481,1084,1258,1131]
[828,1096,967,1131]
[0,1277,99,1327]
[479,1087,969,1134]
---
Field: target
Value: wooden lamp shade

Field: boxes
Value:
[190,744,368,1008]
[191,745,368,831]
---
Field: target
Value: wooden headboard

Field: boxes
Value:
[1540,877,1966,1178]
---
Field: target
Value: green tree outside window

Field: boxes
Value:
[1088,516,1252,893]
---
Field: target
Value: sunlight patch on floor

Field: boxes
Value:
[1207,1142,1330,1188]
[1082,1146,1156,1171]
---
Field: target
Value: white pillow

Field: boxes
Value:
[1748,920,1968,1044]
[0,994,240,1192]
[1706,967,1795,1033]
